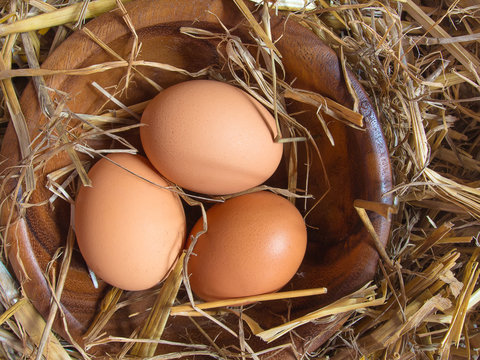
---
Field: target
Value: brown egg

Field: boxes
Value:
[186,191,307,301]
[74,153,186,291]
[140,80,283,195]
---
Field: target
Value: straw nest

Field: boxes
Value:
[0,0,479,359]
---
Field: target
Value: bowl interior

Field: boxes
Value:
[1,0,392,357]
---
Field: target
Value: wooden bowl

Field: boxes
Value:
[0,0,392,358]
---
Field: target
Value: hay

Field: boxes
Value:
[0,0,479,359]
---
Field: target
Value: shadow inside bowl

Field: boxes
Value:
[0,0,392,358]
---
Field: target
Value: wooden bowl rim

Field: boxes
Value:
[1,0,393,356]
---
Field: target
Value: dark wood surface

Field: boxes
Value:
[0,0,393,358]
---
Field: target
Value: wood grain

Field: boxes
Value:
[0,0,393,358]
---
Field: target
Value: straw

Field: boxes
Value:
[170,287,327,316]
[130,253,185,357]
[0,0,479,359]
[0,258,70,360]
[0,0,133,37]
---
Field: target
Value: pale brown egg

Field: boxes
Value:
[186,191,307,301]
[74,153,186,291]
[140,80,283,195]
